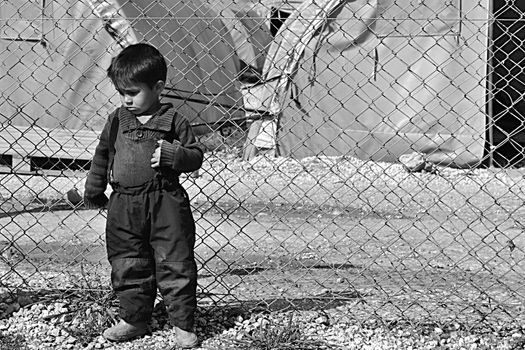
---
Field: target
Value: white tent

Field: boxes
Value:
[245,0,491,167]
[0,0,271,132]
[0,0,275,171]
[208,0,273,73]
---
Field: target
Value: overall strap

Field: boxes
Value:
[107,111,120,183]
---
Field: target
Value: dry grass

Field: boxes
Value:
[226,314,341,350]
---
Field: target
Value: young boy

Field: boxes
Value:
[84,43,203,348]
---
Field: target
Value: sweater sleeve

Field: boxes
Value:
[159,114,204,172]
[83,112,114,207]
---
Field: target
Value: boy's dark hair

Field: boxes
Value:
[107,43,167,90]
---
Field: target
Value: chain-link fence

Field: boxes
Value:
[1,0,525,337]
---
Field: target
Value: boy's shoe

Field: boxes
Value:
[103,319,150,342]
[173,326,198,348]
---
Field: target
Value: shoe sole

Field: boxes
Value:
[175,337,199,349]
[103,330,150,342]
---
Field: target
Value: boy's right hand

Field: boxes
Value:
[151,140,162,168]
[83,193,109,209]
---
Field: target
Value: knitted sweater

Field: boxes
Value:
[83,103,203,208]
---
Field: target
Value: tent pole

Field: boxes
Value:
[486,0,494,168]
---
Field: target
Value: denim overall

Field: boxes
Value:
[106,113,197,331]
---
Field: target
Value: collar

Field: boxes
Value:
[118,103,174,132]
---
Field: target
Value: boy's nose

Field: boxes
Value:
[124,96,132,104]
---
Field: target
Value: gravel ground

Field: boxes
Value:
[2,151,525,349]
[2,295,525,349]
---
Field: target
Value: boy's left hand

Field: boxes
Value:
[151,140,162,168]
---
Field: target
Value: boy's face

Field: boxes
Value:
[117,80,164,115]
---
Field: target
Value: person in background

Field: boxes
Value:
[84,43,203,349]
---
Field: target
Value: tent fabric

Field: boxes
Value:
[260,0,343,114]
[219,7,260,68]
[113,0,245,129]
[235,10,273,70]
[209,3,272,71]
[0,1,120,130]
[258,0,490,167]
[0,0,252,132]
[262,0,305,12]
[209,0,303,19]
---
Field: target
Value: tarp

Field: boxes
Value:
[0,1,119,130]
[0,0,253,132]
[115,0,245,130]
[211,0,303,18]
[260,0,305,12]
[252,0,490,167]
[208,0,272,71]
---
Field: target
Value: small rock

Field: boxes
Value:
[427,339,439,347]
[65,335,76,344]
[55,335,66,344]
[59,314,72,323]
[331,209,343,216]
[95,335,106,343]
[399,152,426,172]
[314,314,330,326]
[43,336,54,343]
[31,304,44,312]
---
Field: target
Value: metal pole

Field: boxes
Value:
[486,0,495,168]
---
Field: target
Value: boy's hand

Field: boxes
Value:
[151,140,162,168]
[83,193,109,209]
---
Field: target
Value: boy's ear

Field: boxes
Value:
[154,80,165,94]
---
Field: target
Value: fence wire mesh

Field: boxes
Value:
[1,0,525,340]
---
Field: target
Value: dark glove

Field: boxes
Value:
[83,193,109,209]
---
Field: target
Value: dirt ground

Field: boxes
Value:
[2,153,525,331]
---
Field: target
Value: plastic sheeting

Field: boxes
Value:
[0,0,248,131]
[0,1,120,130]
[275,0,490,167]
[208,0,273,71]
[116,0,244,129]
